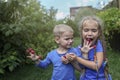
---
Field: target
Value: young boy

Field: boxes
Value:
[27,24,81,80]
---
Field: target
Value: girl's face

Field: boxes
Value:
[55,31,74,49]
[82,20,100,45]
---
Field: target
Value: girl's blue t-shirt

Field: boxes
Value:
[75,40,106,80]
[36,48,77,80]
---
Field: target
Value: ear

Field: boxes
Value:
[54,36,60,44]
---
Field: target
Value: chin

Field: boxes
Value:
[67,46,72,49]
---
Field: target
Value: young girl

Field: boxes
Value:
[27,24,81,80]
[65,16,112,80]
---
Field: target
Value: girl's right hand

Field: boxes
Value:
[81,39,94,54]
[66,53,77,61]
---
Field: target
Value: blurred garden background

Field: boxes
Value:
[0,0,120,80]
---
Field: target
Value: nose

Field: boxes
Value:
[88,31,92,35]
[69,39,73,43]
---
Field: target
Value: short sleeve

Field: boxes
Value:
[96,40,103,52]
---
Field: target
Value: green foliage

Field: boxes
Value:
[0,0,58,75]
[97,8,120,34]
[97,8,120,51]
[65,18,79,37]
[0,51,21,72]
[56,18,80,37]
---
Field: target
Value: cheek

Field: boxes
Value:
[82,32,87,38]
[94,32,99,37]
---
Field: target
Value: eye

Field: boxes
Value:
[83,29,89,32]
[65,38,70,40]
[65,37,73,40]
[92,29,97,32]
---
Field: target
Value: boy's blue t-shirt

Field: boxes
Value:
[36,48,77,80]
[75,40,107,80]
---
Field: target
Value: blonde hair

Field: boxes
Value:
[78,16,106,58]
[53,24,74,37]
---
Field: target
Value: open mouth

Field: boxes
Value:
[86,38,93,44]
[86,38,96,48]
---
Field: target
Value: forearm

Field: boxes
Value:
[71,61,82,72]
[36,61,48,68]
[76,57,101,70]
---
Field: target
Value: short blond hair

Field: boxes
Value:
[53,24,74,37]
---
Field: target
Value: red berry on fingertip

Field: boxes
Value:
[63,55,66,59]
[31,50,35,54]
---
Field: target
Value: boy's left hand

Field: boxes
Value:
[61,55,69,64]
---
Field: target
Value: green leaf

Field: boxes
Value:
[5,30,13,36]
[14,27,21,33]
[9,66,14,72]
[0,69,4,74]
[4,43,11,51]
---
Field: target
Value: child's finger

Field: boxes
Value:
[90,45,96,49]
[27,56,32,59]
[86,40,89,45]
[65,54,70,59]
[69,53,75,56]
[88,41,92,47]
[83,39,87,46]
[68,57,73,61]
[61,56,69,64]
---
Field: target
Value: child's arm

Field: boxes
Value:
[65,53,82,72]
[61,55,82,72]
[75,52,103,70]
[77,39,103,70]
[71,61,82,72]
[26,48,51,68]
[67,48,103,71]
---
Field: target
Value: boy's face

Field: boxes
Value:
[55,31,74,49]
[82,20,100,45]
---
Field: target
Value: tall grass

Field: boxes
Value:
[107,50,120,80]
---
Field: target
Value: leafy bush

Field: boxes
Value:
[97,8,120,51]
[0,0,57,75]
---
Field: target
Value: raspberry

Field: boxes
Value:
[26,48,35,54]
[30,50,35,54]
[63,55,66,59]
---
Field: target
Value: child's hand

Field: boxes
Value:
[61,55,69,64]
[81,39,96,54]
[26,48,42,61]
[68,53,77,61]
[66,53,77,61]
[61,53,77,64]
[27,53,41,61]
